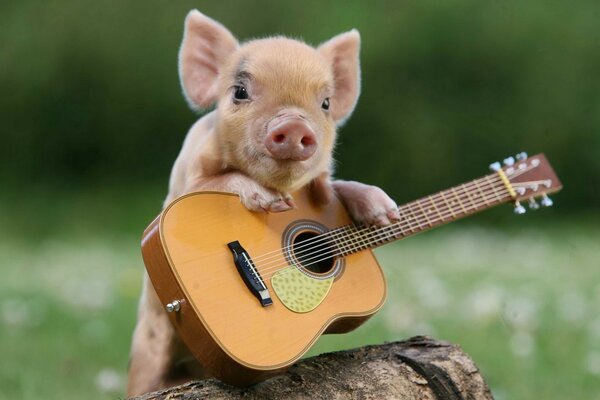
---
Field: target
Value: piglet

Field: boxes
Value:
[127,10,400,396]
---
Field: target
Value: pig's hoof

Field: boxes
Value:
[346,186,400,226]
[239,186,294,213]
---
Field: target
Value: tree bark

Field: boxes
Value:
[132,336,493,400]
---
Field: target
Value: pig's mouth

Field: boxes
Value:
[243,145,319,191]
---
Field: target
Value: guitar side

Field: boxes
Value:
[141,189,387,386]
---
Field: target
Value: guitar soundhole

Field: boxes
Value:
[292,231,335,275]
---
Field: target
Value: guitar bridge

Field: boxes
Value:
[227,241,273,307]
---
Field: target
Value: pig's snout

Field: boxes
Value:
[265,116,317,161]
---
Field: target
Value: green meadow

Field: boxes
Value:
[1,187,598,400]
[2,1,599,398]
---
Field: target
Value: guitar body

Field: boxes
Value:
[142,188,387,386]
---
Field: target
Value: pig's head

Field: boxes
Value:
[179,10,360,193]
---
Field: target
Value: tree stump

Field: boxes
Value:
[131,336,493,400]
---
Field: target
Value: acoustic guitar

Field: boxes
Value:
[142,153,562,386]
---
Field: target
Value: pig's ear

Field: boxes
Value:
[318,30,361,125]
[179,10,239,110]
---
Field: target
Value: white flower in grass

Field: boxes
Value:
[412,321,436,337]
[557,291,588,325]
[2,299,30,328]
[491,387,507,400]
[95,368,123,393]
[409,269,451,311]
[463,285,504,321]
[588,318,600,341]
[586,351,600,376]
[594,284,600,307]
[1,299,46,329]
[509,332,535,358]
[504,295,539,331]
[384,303,415,332]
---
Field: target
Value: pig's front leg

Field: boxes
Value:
[187,171,295,212]
[332,180,400,226]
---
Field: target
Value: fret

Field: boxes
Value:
[429,195,444,222]
[394,220,406,238]
[357,226,370,250]
[343,226,358,256]
[371,225,386,245]
[333,226,350,256]
[486,174,502,202]
[331,226,343,256]
[362,225,377,249]
[406,203,421,232]
[350,226,362,253]
[439,190,456,219]
[356,226,368,251]
[375,225,388,245]
[387,222,402,241]
[330,227,342,255]
[461,182,478,211]
[494,171,513,200]
[400,204,420,233]
[362,225,376,249]
[474,178,490,206]
[451,187,468,215]
[416,199,433,227]
[398,205,413,233]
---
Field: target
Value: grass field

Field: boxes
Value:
[1,187,598,399]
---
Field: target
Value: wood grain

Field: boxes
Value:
[131,337,493,400]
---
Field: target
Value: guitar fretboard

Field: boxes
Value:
[329,173,511,256]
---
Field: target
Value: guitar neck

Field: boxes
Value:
[331,173,512,256]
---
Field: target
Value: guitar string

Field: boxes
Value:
[251,175,504,274]
[247,173,503,264]
[195,175,508,289]
[249,174,504,266]
[249,176,507,280]
[196,162,543,289]
[247,160,540,268]
[249,175,503,269]
[253,178,502,274]
[258,186,511,281]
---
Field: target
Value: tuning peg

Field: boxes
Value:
[514,201,526,215]
[503,156,515,166]
[489,161,501,172]
[528,197,540,210]
[516,152,528,161]
[540,193,553,207]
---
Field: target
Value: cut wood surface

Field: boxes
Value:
[131,336,493,400]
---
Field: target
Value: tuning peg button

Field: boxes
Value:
[503,156,515,166]
[489,162,501,172]
[540,194,553,207]
[516,152,528,161]
[528,197,540,210]
[514,201,526,215]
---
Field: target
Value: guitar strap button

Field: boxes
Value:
[166,299,184,313]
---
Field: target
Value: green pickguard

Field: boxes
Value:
[271,267,333,313]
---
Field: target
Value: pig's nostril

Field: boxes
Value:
[274,134,286,144]
[301,136,315,146]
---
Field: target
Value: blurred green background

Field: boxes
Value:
[1,0,598,399]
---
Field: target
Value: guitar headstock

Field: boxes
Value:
[489,152,563,214]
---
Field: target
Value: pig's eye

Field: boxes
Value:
[233,85,249,101]
[321,98,330,111]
